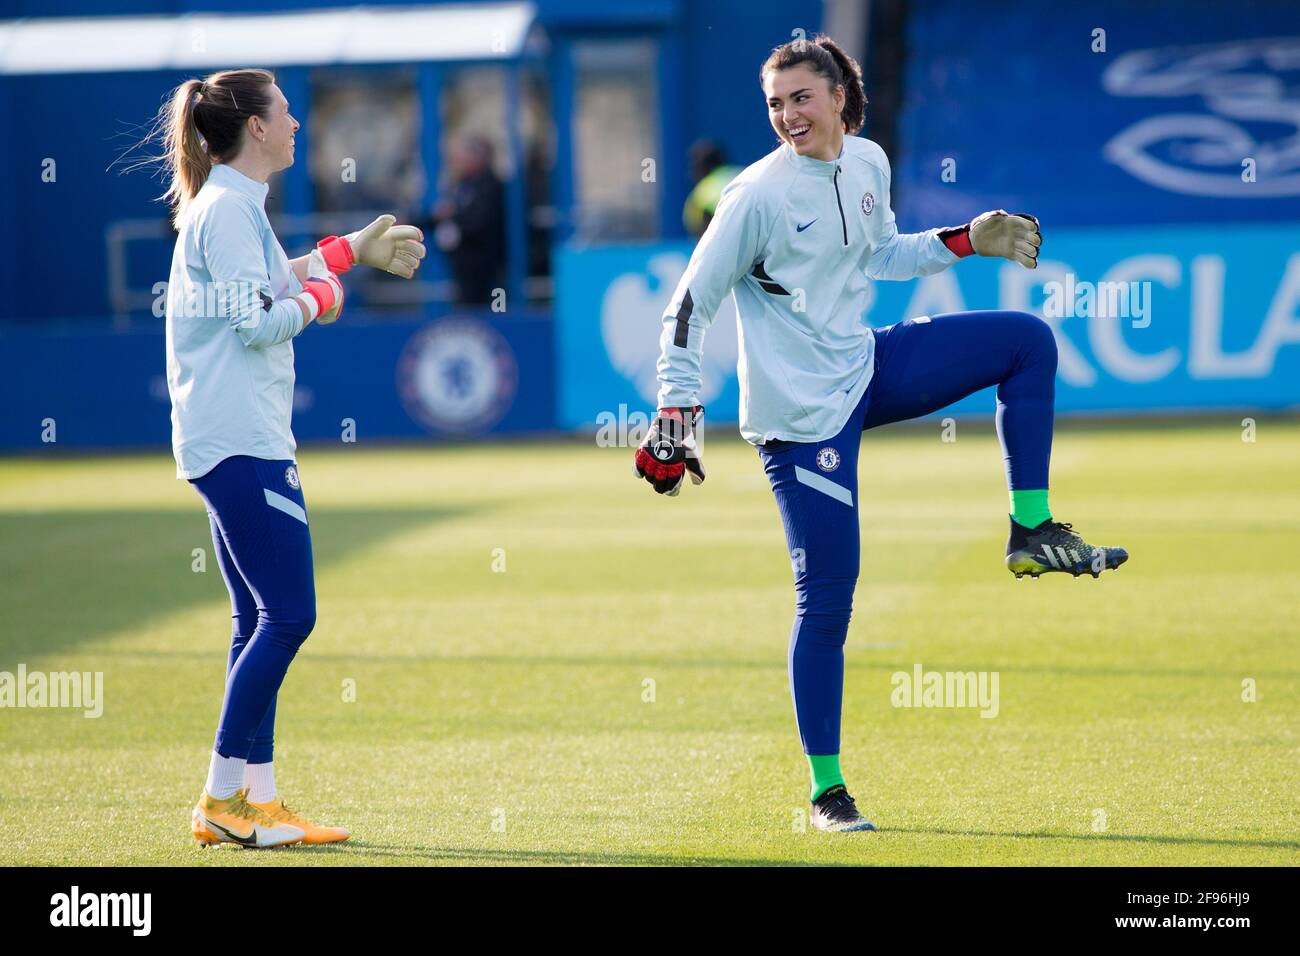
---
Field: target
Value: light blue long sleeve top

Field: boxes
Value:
[165,163,306,479]
[656,136,960,445]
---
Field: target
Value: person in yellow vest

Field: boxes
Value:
[683,140,741,237]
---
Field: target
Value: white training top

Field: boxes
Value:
[165,163,306,479]
[656,135,959,445]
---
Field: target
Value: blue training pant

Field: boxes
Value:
[190,455,317,762]
[758,310,1058,755]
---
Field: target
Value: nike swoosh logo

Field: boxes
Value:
[796,218,818,232]
[207,818,259,847]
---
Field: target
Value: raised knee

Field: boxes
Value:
[1011,311,1057,363]
[1020,311,1056,347]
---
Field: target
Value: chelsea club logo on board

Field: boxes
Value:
[398,318,518,436]
[285,465,300,490]
[860,192,875,216]
[815,447,841,472]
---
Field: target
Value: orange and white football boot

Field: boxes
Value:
[191,788,305,848]
[249,796,351,844]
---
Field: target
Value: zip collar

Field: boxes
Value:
[208,162,271,206]
[782,140,845,178]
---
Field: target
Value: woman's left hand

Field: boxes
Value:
[969,210,1041,269]
[346,214,428,278]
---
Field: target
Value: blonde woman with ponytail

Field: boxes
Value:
[636,36,1128,832]
[155,69,426,848]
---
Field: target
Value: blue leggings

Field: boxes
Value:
[758,310,1057,755]
[190,455,316,762]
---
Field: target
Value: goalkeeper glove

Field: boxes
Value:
[939,210,1041,269]
[316,214,427,278]
[634,406,706,496]
[296,248,344,325]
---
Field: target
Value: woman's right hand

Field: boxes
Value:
[302,275,344,325]
[634,407,707,496]
[296,248,344,325]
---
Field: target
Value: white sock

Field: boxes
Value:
[205,752,247,800]
[245,762,277,804]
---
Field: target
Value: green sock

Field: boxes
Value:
[807,753,844,801]
[1010,488,1052,529]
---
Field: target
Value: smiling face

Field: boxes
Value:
[763,63,846,162]
[249,83,299,172]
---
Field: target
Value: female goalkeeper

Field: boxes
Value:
[634,37,1128,832]
[155,69,425,847]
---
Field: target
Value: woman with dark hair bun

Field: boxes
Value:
[634,35,1128,833]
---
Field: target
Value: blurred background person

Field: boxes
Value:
[428,132,506,305]
[682,139,741,237]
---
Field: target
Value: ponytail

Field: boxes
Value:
[761,35,867,135]
[816,38,866,135]
[122,68,276,228]
[161,79,212,227]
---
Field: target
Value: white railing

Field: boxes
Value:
[106,210,554,327]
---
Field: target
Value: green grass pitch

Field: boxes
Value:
[1,419,1297,866]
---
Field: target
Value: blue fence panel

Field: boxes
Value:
[0,312,554,452]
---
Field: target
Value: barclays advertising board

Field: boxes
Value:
[555,225,1300,429]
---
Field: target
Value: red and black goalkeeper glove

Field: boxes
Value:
[633,406,706,496]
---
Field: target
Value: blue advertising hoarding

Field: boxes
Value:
[556,224,1300,430]
[556,242,741,433]
[0,312,554,452]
